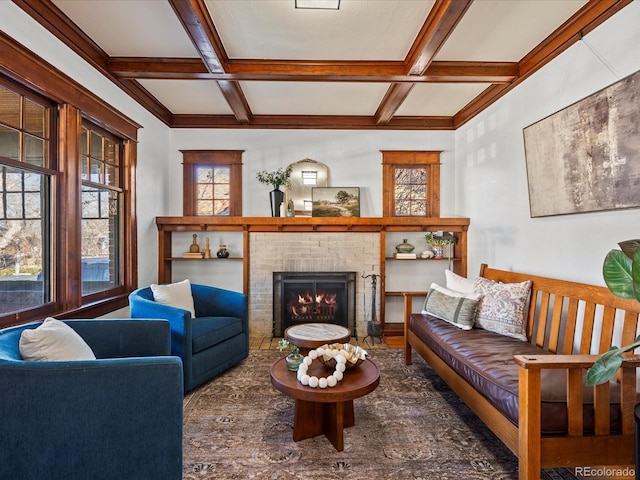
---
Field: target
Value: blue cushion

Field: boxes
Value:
[191,316,243,353]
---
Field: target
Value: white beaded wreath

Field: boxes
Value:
[296,346,347,388]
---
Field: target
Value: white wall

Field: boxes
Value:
[170,129,455,218]
[455,2,640,285]
[0,2,171,288]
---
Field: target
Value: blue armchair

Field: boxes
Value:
[0,318,183,480]
[129,283,249,392]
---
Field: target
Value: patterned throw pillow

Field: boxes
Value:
[422,283,482,330]
[472,277,532,340]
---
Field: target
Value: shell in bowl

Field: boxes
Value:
[317,343,368,370]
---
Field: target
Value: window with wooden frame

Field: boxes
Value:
[0,81,54,318]
[0,34,138,327]
[381,151,441,217]
[80,122,124,297]
[182,150,243,216]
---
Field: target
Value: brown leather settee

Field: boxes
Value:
[404,264,640,480]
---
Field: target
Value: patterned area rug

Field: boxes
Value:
[183,349,579,480]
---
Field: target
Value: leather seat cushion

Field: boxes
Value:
[410,314,626,434]
[192,316,243,354]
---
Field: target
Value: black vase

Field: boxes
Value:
[269,188,284,217]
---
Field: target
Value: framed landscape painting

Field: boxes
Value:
[523,69,640,217]
[312,187,360,217]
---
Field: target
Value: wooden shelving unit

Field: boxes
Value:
[155,216,470,335]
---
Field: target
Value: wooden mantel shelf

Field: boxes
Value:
[156,216,470,233]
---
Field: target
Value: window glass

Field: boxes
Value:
[0,166,49,315]
[195,165,230,216]
[24,134,45,167]
[0,88,20,129]
[0,125,19,161]
[80,125,122,296]
[24,99,47,137]
[394,167,427,216]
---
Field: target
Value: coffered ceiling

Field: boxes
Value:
[14,0,631,129]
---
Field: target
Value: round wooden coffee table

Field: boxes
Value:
[270,355,379,452]
[284,323,351,351]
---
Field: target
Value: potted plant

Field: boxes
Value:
[424,232,456,259]
[277,339,303,371]
[256,166,293,217]
[586,239,640,386]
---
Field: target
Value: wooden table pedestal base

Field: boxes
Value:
[293,398,355,452]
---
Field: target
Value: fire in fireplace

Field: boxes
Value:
[273,272,356,338]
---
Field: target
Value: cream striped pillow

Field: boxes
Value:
[422,283,482,330]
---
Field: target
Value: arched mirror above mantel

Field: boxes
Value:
[286,159,329,216]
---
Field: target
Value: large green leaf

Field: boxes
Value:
[586,348,624,386]
[603,250,634,299]
[586,335,640,385]
[633,248,640,302]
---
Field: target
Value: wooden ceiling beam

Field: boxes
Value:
[109,58,517,83]
[405,0,474,75]
[171,114,455,130]
[375,0,473,125]
[168,0,252,123]
[168,0,226,73]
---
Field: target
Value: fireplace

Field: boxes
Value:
[273,272,357,338]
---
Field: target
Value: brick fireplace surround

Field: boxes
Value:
[249,232,380,338]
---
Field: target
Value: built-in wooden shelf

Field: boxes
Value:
[385,257,461,261]
[155,216,470,335]
[166,257,242,261]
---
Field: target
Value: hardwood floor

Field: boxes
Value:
[250,336,403,350]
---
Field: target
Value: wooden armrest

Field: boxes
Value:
[514,354,640,370]
[403,291,428,330]
[516,353,640,443]
[402,291,428,319]
[402,291,429,298]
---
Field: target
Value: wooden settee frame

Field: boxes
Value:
[404,263,640,480]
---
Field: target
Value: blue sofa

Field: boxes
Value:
[0,318,183,480]
[129,283,249,392]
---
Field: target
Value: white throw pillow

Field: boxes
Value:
[20,317,96,361]
[444,269,475,294]
[150,279,196,317]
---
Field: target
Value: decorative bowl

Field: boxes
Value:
[317,343,368,370]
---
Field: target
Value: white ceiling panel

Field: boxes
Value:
[138,79,233,115]
[397,83,490,117]
[205,0,435,60]
[52,0,198,57]
[435,0,588,61]
[240,81,390,115]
